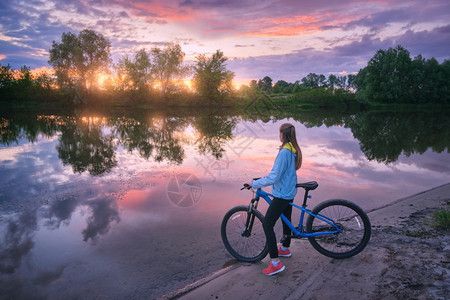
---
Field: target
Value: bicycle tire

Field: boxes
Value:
[221,205,268,262]
[306,199,371,259]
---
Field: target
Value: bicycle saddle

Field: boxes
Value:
[296,181,318,191]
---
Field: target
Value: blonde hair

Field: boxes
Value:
[279,123,302,170]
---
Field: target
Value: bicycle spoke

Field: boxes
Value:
[221,206,268,262]
[306,199,371,259]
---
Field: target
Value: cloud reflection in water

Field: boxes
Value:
[0,110,448,298]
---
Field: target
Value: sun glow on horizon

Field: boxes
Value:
[30,66,53,76]
[183,79,193,91]
[26,65,251,92]
[96,72,111,89]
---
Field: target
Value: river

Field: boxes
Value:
[0,108,449,299]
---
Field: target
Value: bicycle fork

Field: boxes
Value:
[242,196,260,237]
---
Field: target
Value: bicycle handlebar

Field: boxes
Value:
[241,183,251,190]
[241,177,262,190]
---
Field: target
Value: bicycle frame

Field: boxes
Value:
[251,188,342,238]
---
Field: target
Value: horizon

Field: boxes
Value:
[1,0,450,83]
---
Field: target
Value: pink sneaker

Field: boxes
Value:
[262,261,285,275]
[278,247,292,257]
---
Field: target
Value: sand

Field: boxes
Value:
[163,183,450,300]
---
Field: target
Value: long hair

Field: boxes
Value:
[279,123,302,170]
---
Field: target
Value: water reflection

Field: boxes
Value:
[113,116,186,164]
[348,111,449,163]
[193,113,238,159]
[0,108,448,298]
[0,209,36,274]
[0,192,120,276]
[41,194,80,230]
[57,118,117,175]
[1,110,448,172]
[81,196,120,242]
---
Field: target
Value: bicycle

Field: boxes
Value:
[221,180,371,262]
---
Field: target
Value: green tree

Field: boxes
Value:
[336,76,347,89]
[34,71,54,91]
[151,43,189,97]
[292,81,305,93]
[15,66,34,100]
[301,73,327,89]
[347,74,356,90]
[328,74,337,89]
[422,58,443,102]
[257,76,273,92]
[440,60,450,103]
[358,45,412,103]
[48,29,111,96]
[116,49,152,92]
[318,74,328,87]
[0,64,57,102]
[0,64,15,100]
[193,50,235,104]
[273,80,289,93]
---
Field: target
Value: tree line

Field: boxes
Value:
[0,29,448,107]
[247,46,449,106]
[0,29,234,106]
[248,73,356,94]
[354,45,450,104]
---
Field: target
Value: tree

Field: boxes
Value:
[347,74,357,90]
[48,29,111,94]
[301,73,327,89]
[440,60,450,103]
[116,49,152,92]
[328,74,337,89]
[359,45,412,103]
[151,43,188,97]
[318,74,328,87]
[0,64,15,100]
[273,80,289,93]
[257,76,272,92]
[15,66,34,100]
[193,50,235,104]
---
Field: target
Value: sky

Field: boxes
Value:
[1,0,450,84]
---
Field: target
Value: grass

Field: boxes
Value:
[432,209,450,231]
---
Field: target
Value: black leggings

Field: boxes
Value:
[263,197,293,258]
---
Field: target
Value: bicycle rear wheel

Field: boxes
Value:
[306,199,371,259]
[221,205,268,262]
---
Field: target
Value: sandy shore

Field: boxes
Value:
[163,183,450,300]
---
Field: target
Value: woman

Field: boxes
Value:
[250,123,302,275]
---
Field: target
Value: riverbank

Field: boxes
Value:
[164,183,450,300]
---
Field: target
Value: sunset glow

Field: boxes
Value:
[0,1,449,82]
[81,116,107,125]
[183,79,193,91]
[96,72,111,89]
[29,66,53,77]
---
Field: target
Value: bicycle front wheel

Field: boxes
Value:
[306,199,371,259]
[221,205,268,262]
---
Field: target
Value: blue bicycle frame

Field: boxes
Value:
[253,188,342,237]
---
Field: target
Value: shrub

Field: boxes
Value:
[432,209,450,231]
